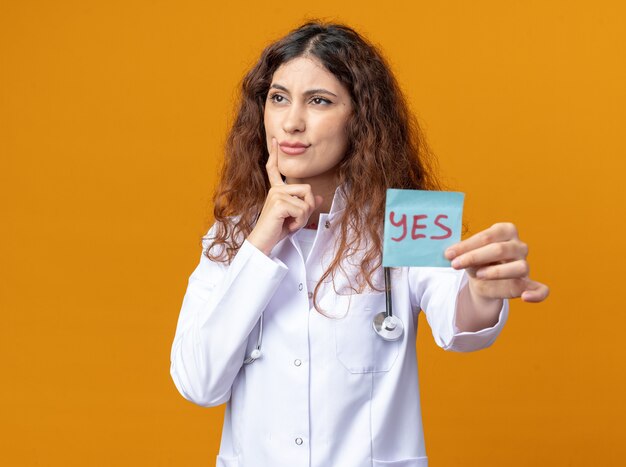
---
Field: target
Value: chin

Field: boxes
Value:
[278,163,316,180]
[280,170,316,181]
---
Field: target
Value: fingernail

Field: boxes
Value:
[445,248,456,259]
[476,269,486,279]
[451,258,461,268]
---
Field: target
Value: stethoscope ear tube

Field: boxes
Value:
[244,210,265,364]
[243,311,264,364]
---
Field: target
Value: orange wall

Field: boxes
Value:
[1,1,624,465]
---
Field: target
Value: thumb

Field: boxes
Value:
[314,195,324,209]
[520,279,550,303]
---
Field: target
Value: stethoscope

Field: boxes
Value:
[244,266,404,364]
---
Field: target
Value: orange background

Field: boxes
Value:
[2,1,624,465]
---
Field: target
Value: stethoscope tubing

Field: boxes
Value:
[244,267,403,364]
[385,267,393,318]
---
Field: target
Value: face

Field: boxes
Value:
[264,56,352,187]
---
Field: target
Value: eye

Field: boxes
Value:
[311,96,332,105]
[269,93,286,104]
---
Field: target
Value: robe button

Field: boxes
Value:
[294,359,302,367]
[324,221,330,229]
[298,283,303,291]
[295,437,303,445]
[308,292,313,299]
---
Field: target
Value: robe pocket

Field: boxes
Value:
[216,454,240,467]
[372,456,428,467]
[333,292,400,373]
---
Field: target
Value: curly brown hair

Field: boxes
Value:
[205,20,442,314]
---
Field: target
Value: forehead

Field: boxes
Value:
[271,56,345,91]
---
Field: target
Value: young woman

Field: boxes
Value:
[170,21,549,467]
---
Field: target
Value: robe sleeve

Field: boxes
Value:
[170,225,288,406]
[408,267,509,351]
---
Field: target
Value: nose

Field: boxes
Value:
[282,102,306,133]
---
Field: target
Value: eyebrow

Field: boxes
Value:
[269,83,338,98]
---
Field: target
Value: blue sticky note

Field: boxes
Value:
[383,189,465,267]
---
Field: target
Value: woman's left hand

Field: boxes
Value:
[444,222,549,303]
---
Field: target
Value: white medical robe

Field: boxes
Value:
[170,189,509,466]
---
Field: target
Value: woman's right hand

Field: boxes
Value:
[247,137,323,256]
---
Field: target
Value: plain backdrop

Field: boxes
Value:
[1,1,624,465]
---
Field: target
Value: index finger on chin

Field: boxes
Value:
[266,137,285,187]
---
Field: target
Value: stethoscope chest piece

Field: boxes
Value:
[371,266,404,341]
[372,312,404,341]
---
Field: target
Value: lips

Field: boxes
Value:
[279,141,310,156]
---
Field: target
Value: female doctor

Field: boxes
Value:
[170,21,549,467]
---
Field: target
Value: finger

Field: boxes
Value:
[274,194,311,229]
[278,184,316,212]
[266,137,285,187]
[475,259,530,280]
[468,277,528,300]
[451,240,528,269]
[445,222,519,260]
[521,280,550,303]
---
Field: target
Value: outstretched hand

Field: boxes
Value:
[247,138,323,256]
[445,223,549,303]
